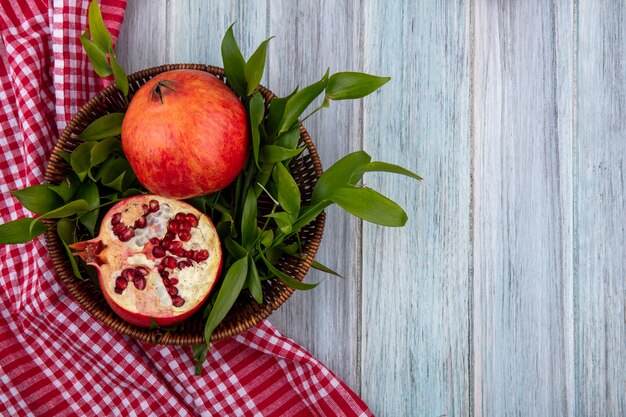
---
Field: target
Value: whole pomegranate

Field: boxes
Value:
[121,69,249,199]
[70,195,222,328]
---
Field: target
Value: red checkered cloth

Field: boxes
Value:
[0,1,373,416]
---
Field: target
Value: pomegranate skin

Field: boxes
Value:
[122,69,249,199]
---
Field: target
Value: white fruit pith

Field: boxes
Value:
[93,196,221,324]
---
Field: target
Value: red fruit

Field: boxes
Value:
[186,214,198,227]
[178,231,191,242]
[69,195,222,328]
[152,246,166,258]
[121,70,249,199]
[134,217,147,229]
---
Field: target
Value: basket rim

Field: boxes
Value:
[43,63,325,345]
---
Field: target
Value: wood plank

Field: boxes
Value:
[266,1,363,393]
[472,1,575,415]
[361,1,471,415]
[576,2,626,415]
[116,0,167,72]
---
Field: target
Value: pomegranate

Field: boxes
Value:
[70,195,222,327]
[121,69,249,199]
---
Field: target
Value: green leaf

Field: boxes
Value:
[259,229,274,248]
[265,212,293,234]
[204,257,249,343]
[241,188,258,249]
[290,201,330,233]
[0,218,46,244]
[353,161,422,182]
[110,54,128,96]
[248,91,265,169]
[91,137,121,167]
[326,72,390,100]
[266,87,298,137]
[103,171,126,192]
[10,185,64,215]
[311,151,371,205]
[39,200,90,219]
[330,187,408,227]
[278,69,329,134]
[79,31,112,77]
[246,255,263,304]
[76,182,99,236]
[221,23,247,97]
[259,145,305,163]
[244,37,273,95]
[56,217,76,244]
[259,251,320,290]
[276,125,301,150]
[70,141,97,180]
[272,163,300,218]
[50,174,81,202]
[192,343,209,376]
[57,219,84,280]
[99,158,132,191]
[77,113,125,140]
[224,237,247,259]
[311,260,344,278]
[88,0,112,52]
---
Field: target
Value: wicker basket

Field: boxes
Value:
[43,64,325,345]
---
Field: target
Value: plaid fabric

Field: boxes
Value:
[0,1,373,416]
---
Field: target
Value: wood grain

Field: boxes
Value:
[576,1,626,415]
[265,0,364,392]
[472,1,575,415]
[361,1,471,416]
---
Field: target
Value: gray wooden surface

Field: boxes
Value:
[118,1,626,416]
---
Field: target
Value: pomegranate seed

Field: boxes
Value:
[164,231,176,241]
[168,278,179,285]
[142,204,150,215]
[170,247,184,256]
[167,221,179,234]
[152,246,166,258]
[160,270,169,278]
[162,240,171,250]
[114,287,123,295]
[157,264,165,273]
[111,213,122,226]
[134,277,146,290]
[170,241,183,249]
[178,222,191,233]
[184,250,194,259]
[172,296,185,307]
[135,266,149,277]
[178,260,192,269]
[134,217,147,229]
[122,268,135,282]
[112,224,126,235]
[194,249,209,262]
[164,256,177,269]
[166,286,178,296]
[178,231,191,241]
[119,228,134,242]
[175,213,186,222]
[115,276,127,289]
[150,237,161,245]
[186,213,198,227]
[149,200,160,212]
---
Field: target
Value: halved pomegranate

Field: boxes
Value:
[70,195,222,328]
